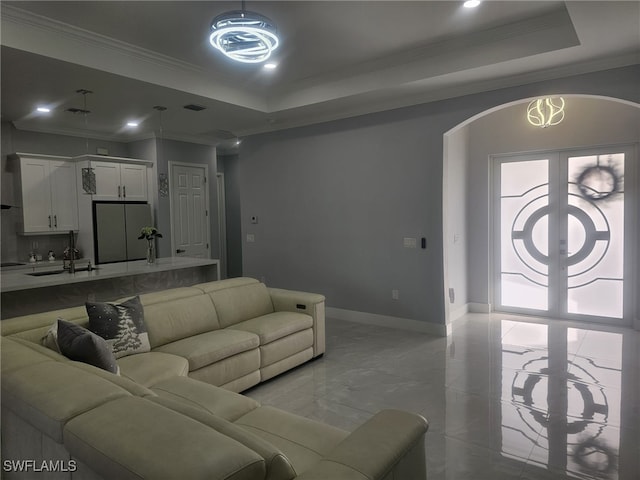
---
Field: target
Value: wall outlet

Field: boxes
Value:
[246,234,255,243]
[449,288,455,303]
[392,289,399,300]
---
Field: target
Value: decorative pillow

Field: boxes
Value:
[41,319,62,353]
[56,319,119,374]
[86,296,150,359]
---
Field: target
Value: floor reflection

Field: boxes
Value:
[245,315,639,480]
[500,321,626,479]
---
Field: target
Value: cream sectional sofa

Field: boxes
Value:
[1,277,429,479]
[3,277,325,393]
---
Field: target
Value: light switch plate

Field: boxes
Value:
[246,234,255,243]
[403,237,417,248]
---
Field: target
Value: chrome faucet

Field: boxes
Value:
[65,230,76,273]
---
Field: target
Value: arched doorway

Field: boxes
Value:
[443,95,639,328]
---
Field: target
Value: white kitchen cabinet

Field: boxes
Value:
[92,161,148,201]
[14,154,79,234]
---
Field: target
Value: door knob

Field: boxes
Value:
[176,249,186,254]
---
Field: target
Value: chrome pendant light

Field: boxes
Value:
[209,1,279,64]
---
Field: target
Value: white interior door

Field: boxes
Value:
[170,163,210,258]
[493,146,634,324]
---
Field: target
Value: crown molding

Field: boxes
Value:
[11,121,223,147]
[11,121,127,143]
[237,55,640,137]
[1,5,267,112]
[1,5,200,74]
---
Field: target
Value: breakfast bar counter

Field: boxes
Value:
[1,257,220,318]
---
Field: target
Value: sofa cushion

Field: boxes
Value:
[230,311,313,345]
[1,361,130,443]
[68,362,157,398]
[151,376,259,421]
[1,305,88,337]
[117,352,189,387]
[86,296,150,359]
[137,286,203,306]
[235,406,349,475]
[150,395,296,480]
[195,277,260,293]
[143,294,220,348]
[57,320,119,374]
[1,336,62,374]
[153,329,259,371]
[208,282,274,328]
[64,397,266,480]
[189,350,261,390]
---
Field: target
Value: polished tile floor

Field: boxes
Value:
[245,314,640,479]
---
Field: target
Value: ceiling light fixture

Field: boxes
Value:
[263,62,277,70]
[527,97,565,128]
[36,106,51,113]
[463,0,481,8]
[209,1,279,64]
[127,121,139,128]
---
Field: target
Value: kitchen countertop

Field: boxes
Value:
[1,257,220,292]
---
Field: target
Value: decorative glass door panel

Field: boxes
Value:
[494,147,632,323]
[500,159,550,311]
[566,154,624,319]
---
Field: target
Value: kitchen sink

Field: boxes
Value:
[27,267,99,276]
[27,270,65,276]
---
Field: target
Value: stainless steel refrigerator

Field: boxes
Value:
[93,202,152,264]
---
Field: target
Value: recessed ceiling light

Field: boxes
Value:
[36,107,51,113]
[464,0,481,8]
[127,121,139,127]
[263,63,277,70]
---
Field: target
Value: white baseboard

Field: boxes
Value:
[450,303,469,322]
[468,302,492,314]
[326,307,447,337]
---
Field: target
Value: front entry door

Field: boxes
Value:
[493,146,634,324]
[170,163,210,258]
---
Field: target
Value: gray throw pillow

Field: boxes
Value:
[57,319,119,374]
[86,296,150,359]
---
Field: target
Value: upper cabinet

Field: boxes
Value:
[91,160,148,201]
[13,153,79,234]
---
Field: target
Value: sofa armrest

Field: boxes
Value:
[268,288,326,356]
[296,409,428,480]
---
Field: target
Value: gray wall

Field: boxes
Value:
[443,125,469,321]
[239,65,640,328]
[218,154,243,278]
